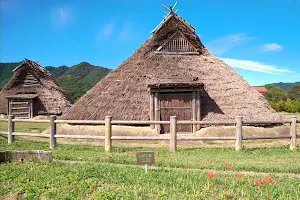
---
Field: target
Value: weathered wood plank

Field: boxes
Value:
[12,132,50,137]
[177,136,236,140]
[235,116,243,151]
[105,116,112,152]
[192,91,196,133]
[111,136,169,140]
[50,115,56,149]
[8,115,14,144]
[170,116,177,152]
[150,93,154,129]
[290,116,297,150]
[55,135,105,139]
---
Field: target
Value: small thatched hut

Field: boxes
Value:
[62,7,281,132]
[0,59,71,118]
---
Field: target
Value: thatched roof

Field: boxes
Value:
[0,58,71,115]
[62,10,281,122]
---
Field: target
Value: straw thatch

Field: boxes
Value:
[0,59,71,115]
[62,10,281,122]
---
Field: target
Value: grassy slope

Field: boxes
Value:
[0,62,21,88]
[0,136,299,173]
[55,62,111,102]
[0,137,299,199]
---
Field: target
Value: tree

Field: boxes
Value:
[264,84,287,102]
[287,84,300,101]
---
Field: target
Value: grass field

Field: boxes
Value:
[0,114,300,199]
[0,136,300,199]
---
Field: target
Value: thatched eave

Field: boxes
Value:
[6,94,38,99]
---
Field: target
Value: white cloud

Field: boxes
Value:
[97,22,115,40]
[50,6,74,29]
[261,43,283,52]
[206,33,255,55]
[222,58,292,74]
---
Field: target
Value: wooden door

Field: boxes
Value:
[10,100,30,118]
[160,92,192,133]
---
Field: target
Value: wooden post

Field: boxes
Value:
[154,93,160,133]
[150,93,154,129]
[50,115,56,149]
[196,91,201,130]
[170,116,177,152]
[8,115,15,144]
[192,91,197,133]
[105,116,112,152]
[235,116,243,151]
[290,116,297,150]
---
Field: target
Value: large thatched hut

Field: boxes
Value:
[0,59,71,118]
[62,8,281,133]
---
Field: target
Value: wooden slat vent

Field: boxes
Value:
[157,32,197,53]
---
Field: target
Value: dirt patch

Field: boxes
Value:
[195,125,290,137]
[1,193,23,200]
[42,124,158,136]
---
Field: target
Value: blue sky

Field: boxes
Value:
[1,0,300,86]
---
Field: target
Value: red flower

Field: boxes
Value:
[263,176,273,184]
[205,172,216,179]
[224,163,232,169]
[228,195,234,199]
[92,185,97,190]
[235,173,242,179]
[253,179,262,187]
[18,156,24,162]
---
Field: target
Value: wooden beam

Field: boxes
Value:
[192,91,196,133]
[105,116,112,152]
[235,116,243,151]
[30,100,33,118]
[196,91,201,130]
[150,88,203,93]
[150,93,154,129]
[154,92,160,133]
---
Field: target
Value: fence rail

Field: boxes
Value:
[1,115,299,152]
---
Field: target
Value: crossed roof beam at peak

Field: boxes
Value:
[162,2,178,14]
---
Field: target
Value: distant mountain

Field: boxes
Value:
[54,62,111,102]
[0,62,21,88]
[272,82,300,92]
[45,65,69,79]
[0,61,111,103]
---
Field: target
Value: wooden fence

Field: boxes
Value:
[0,115,299,152]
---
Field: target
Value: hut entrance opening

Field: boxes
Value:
[149,82,203,134]
[6,94,38,119]
[160,92,192,133]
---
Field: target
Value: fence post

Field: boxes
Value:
[170,116,177,152]
[50,115,56,149]
[235,116,243,151]
[290,116,297,150]
[8,115,15,144]
[105,116,112,152]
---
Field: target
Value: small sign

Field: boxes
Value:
[136,152,155,165]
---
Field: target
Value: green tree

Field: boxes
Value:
[287,84,300,101]
[264,84,287,102]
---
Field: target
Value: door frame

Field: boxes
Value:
[148,86,202,133]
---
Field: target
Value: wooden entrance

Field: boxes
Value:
[6,94,37,118]
[160,92,192,133]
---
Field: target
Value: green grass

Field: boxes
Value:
[0,121,49,133]
[1,161,299,199]
[1,136,299,174]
